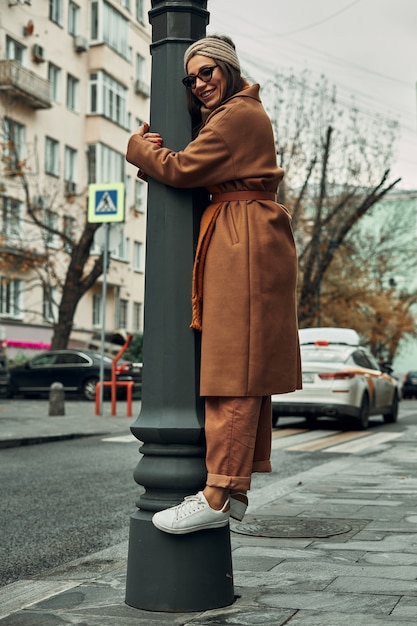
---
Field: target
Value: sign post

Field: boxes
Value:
[87,182,125,414]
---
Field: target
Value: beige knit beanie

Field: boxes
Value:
[184,36,241,72]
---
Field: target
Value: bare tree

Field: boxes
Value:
[262,72,410,356]
[1,122,104,349]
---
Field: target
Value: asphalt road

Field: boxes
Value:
[0,432,141,586]
[1,400,416,587]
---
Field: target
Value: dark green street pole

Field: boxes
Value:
[125,0,234,612]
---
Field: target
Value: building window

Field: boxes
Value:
[133,241,144,272]
[67,74,79,112]
[45,136,60,176]
[136,52,145,81]
[136,0,145,24]
[87,143,125,184]
[133,301,142,332]
[68,1,80,35]
[6,36,25,63]
[89,71,127,128]
[121,0,131,11]
[49,0,64,26]
[0,277,22,318]
[118,298,128,328]
[92,293,102,326]
[64,146,77,184]
[135,180,146,213]
[90,0,129,59]
[44,209,59,246]
[63,215,76,252]
[2,118,26,174]
[118,234,130,261]
[48,63,61,102]
[43,285,58,322]
[1,196,22,238]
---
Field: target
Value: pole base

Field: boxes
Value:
[125,509,234,612]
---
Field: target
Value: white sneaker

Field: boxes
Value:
[152,491,230,534]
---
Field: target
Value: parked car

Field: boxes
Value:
[402,371,417,399]
[8,349,141,401]
[272,328,400,430]
[0,350,10,397]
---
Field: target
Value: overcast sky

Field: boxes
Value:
[206,0,417,190]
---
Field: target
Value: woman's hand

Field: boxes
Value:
[135,122,163,147]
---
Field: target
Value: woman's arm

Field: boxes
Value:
[126,115,235,189]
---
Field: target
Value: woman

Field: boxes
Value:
[126,35,302,534]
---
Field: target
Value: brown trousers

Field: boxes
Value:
[205,396,272,491]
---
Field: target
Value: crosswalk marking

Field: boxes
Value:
[271,426,404,454]
[286,430,371,452]
[102,434,139,443]
[324,431,402,453]
[272,428,337,449]
[272,428,309,438]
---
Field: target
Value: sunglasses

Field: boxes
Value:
[182,65,219,90]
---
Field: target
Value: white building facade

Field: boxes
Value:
[0,0,151,358]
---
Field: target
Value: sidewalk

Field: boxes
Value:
[0,397,136,448]
[1,399,417,625]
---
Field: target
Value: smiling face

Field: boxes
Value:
[186,54,227,110]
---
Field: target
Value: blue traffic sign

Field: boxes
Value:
[88,183,125,223]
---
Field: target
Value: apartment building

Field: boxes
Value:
[0,0,151,359]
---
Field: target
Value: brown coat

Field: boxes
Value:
[126,84,302,396]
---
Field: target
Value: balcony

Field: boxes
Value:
[0,60,51,110]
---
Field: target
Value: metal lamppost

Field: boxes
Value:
[125,0,234,612]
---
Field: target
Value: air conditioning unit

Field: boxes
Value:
[134,79,150,98]
[74,35,88,53]
[64,181,77,196]
[32,44,45,63]
[32,195,46,209]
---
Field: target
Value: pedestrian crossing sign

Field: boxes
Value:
[88,183,125,223]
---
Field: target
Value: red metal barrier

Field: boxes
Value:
[95,380,134,417]
[95,334,134,417]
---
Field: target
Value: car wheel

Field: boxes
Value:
[356,393,370,430]
[82,377,99,401]
[383,392,399,424]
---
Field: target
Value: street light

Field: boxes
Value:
[125,0,235,612]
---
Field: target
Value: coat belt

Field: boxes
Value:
[210,191,276,203]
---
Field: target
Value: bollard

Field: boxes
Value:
[49,382,65,416]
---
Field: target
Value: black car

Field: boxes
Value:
[402,371,417,399]
[0,351,10,397]
[8,349,141,401]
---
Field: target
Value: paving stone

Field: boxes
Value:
[0,581,80,621]
[362,551,417,566]
[283,609,416,625]
[271,559,417,582]
[352,506,417,520]
[327,575,417,596]
[365,520,417,532]
[258,590,399,615]
[234,570,333,591]
[391,595,417,618]
[233,546,364,563]
[314,533,417,553]
[233,556,284,572]
[0,611,180,625]
[184,608,296,625]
